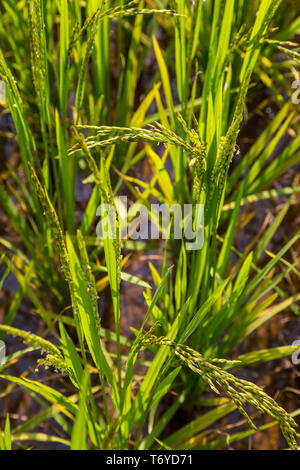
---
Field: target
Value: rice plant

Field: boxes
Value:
[0,0,300,451]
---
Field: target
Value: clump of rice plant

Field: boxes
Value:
[0,0,300,451]
[141,329,300,449]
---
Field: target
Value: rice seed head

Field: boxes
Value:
[27,0,47,110]
[141,334,299,449]
[77,230,101,335]
[0,325,62,358]
[209,71,251,209]
[38,354,69,373]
